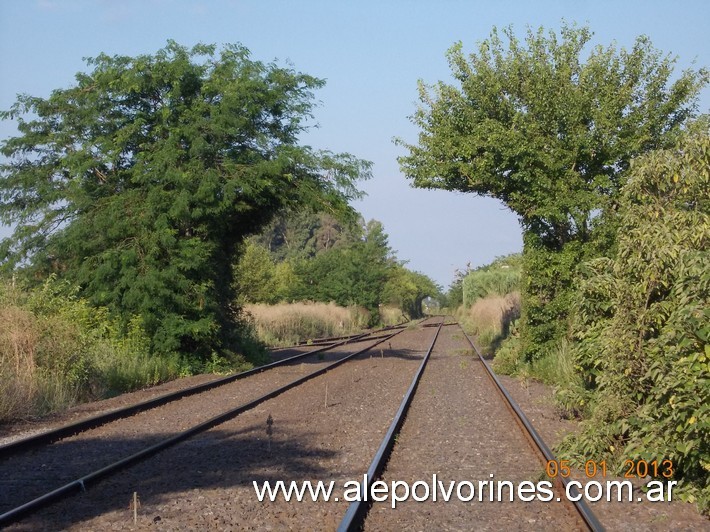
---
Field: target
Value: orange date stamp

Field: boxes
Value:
[545,459,674,479]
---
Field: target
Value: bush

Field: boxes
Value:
[490,333,522,375]
[0,278,185,422]
[458,292,521,356]
[454,257,522,366]
[558,128,710,512]
[461,254,521,308]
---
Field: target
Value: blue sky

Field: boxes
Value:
[1,0,708,287]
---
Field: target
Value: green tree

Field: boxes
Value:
[233,241,277,304]
[347,220,393,323]
[383,265,440,319]
[0,42,370,359]
[272,260,299,301]
[254,209,361,261]
[290,219,393,324]
[399,24,708,359]
[443,266,470,310]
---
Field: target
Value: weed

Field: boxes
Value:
[457,292,521,356]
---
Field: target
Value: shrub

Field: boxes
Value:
[0,278,184,422]
[461,254,521,308]
[458,292,521,355]
[558,128,710,512]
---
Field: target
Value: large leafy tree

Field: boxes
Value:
[0,42,370,358]
[399,24,708,359]
[400,24,707,247]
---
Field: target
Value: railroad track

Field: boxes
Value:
[0,323,411,460]
[268,324,408,351]
[0,331,373,460]
[0,323,410,527]
[339,318,603,531]
[1,317,604,529]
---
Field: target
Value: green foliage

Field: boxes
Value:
[559,128,710,511]
[518,237,584,361]
[399,23,707,247]
[444,280,464,309]
[291,220,392,324]
[462,254,521,307]
[92,316,174,394]
[253,209,362,262]
[490,332,522,375]
[452,255,521,359]
[272,260,299,301]
[399,23,708,363]
[0,41,370,361]
[441,265,469,310]
[383,264,440,319]
[528,338,581,388]
[234,241,278,304]
[235,208,441,321]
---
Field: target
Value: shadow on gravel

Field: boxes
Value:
[355,346,423,362]
[268,346,424,371]
[8,422,362,530]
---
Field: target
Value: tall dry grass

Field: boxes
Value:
[378,305,408,328]
[245,302,371,346]
[0,306,40,421]
[457,292,521,355]
[0,280,183,424]
[0,304,82,421]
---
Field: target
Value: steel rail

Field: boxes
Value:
[268,323,409,351]
[0,328,405,528]
[0,329,381,460]
[337,318,444,532]
[458,325,604,532]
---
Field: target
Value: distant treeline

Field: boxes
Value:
[236,211,440,324]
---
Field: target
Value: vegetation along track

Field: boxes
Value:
[0,324,409,527]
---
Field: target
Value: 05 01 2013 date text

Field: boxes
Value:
[545,459,674,479]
